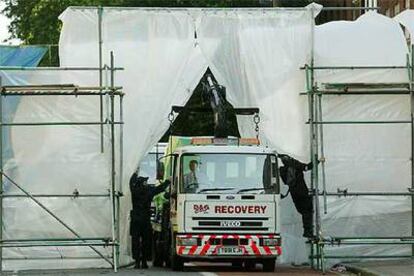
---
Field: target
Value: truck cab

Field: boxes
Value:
[154,137,281,271]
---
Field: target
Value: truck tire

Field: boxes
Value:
[171,254,184,271]
[152,232,163,267]
[231,260,243,268]
[170,233,184,271]
[262,258,276,272]
[244,260,255,270]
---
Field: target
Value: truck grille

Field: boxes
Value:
[191,217,269,232]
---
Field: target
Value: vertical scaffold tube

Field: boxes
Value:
[109,52,118,272]
[318,95,327,215]
[98,7,104,153]
[0,76,3,272]
[410,45,414,258]
[305,65,316,269]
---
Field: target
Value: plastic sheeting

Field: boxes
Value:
[196,7,318,264]
[1,5,412,271]
[59,8,209,266]
[0,70,113,270]
[395,9,414,43]
[314,12,411,263]
[56,6,319,267]
[197,8,314,160]
[0,45,47,67]
[1,45,48,170]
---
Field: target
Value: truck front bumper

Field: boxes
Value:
[176,234,281,257]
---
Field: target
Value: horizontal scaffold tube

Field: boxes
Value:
[0,242,117,248]
[301,65,409,70]
[1,194,110,198]
[313,192,413,196]
[1,92,124,96]
[1,238,111,242]
[307,120,411,125]
[0,121,123,126]
[2,256,111,261]
[0,66,123,71]
[300,91,410,95]
[310,255,413,259]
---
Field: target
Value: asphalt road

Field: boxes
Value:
[2,262,336,276]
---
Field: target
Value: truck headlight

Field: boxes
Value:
[261,238,280,246]
[177,237,199,246]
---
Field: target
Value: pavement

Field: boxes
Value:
[345,259,414,276]
[5,259,414,275]
[1,262,340,276]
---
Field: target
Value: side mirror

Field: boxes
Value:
[272,163,278,178]
[271,155,280,194]
[156,161,165,180]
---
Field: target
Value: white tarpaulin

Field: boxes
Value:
[314,12,411,261]
[395,9,414,43]
[57,6,318,267]
[0,5,412,270]
[59,8,209,267]
[0,70,113,269]
[196,7,318,263]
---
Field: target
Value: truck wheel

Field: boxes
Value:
[171,254,184,271]
[231,260,243,268]
[262,258,276,272]
[152,232,163,267]
[244,260,255,270]
[170,234,184,271]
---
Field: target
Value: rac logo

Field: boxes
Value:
[193,204,210,214]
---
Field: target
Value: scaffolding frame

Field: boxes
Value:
[303,49,414,272]
[0,53,124,272]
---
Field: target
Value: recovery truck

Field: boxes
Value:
[151,76,281,272]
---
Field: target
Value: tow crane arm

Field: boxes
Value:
[170,74,259,138]
[204,75,227,138]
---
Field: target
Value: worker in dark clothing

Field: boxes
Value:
[279,154,314,238]
[129,172,170,269]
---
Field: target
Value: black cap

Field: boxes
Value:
[136,176,149,185]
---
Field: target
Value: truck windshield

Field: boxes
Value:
[180,153,275,194]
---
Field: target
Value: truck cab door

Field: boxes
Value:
[170,154,179,229]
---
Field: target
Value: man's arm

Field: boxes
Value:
[304,162,313,171]
[129,172,138,192]
[281,154,312,172]
[149,179,171,198]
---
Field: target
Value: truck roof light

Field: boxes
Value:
[239,138,260,145]
[191,137,260,146]
[213,138,229,145]
[191,138,213,145]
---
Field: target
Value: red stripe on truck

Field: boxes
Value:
[199,244,211,256]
